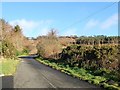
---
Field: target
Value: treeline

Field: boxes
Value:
[76,35,119,45]
[36,35,120,50]
[37,35,120,45]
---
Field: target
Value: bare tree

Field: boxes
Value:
[47,28,58,38]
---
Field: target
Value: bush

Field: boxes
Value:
[22,48,30,55]
[16,50,22,56]
[2,40,16,58]
[60,45,119,71]
[36,35,61,59]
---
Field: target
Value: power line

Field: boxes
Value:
[62,2,117,30]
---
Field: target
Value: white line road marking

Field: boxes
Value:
[39,70,56,88]
[0,74,4,77]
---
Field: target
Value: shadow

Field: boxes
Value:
[2,76,13,89]
[18,54,39,59]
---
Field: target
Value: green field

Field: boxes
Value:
[0,58,20,76]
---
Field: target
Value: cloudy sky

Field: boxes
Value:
[2,2,118,37]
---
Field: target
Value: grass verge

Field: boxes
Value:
[36,57,120,90]
[0,58,20,76]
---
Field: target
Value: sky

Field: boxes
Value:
[1,2,118,37]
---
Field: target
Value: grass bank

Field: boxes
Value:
[0,58,20,76]
[36,57,120,90]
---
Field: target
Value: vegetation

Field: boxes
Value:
[60,45,119,71]
[2,40,17,58]
[0,58,20,75]
[0,19,29,76]
[36,57,120,90]
[14,25,21,32]
[36,40,120,90]
[76,35,119,45]
[36,29,62,58]
[59,45,120,87]
[16,48,30,57]
[0,19,31,57]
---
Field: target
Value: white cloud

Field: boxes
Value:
[62,28,77,36]
[9,19,53,37]
[85,19,99,29]
[39,28,50,35]
[101,13,118,29]
[83,13,118,32]
[10,19,39,31]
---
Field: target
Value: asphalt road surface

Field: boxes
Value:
[14,56,105,89]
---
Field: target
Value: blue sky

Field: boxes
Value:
[2,2,118,37]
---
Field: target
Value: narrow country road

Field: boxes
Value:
[14,56,104,89]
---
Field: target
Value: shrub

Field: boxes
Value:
[60,45,119,71]
[2,40,16,58]
[36,29,62,59]
[22,48,30,55]
[14,25,21,32]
